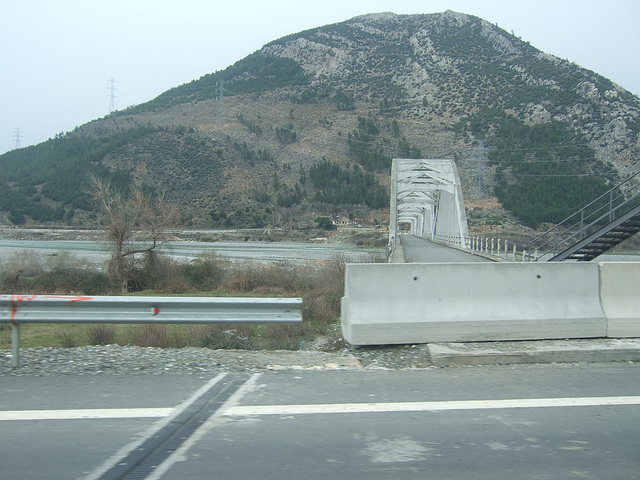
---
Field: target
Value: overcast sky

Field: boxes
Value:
[2,0,639,155]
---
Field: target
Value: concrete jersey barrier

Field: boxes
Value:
[341,262,607,345]
[599,262,640,337]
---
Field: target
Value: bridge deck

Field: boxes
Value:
[396,235,491,263]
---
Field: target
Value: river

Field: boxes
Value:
[0,238,384,265]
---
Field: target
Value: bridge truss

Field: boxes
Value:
[389,159,469,255]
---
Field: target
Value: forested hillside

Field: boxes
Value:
[1,11,638,234]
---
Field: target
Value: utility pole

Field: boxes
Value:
[108,78,117,114]
[217,79,225,125]
[13,128,22,149]
[472,140,489,200]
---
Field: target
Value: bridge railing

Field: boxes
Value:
[433,233,466,248]
[387,234,397,260]
[2,294,303,368]
[467,237,532,262]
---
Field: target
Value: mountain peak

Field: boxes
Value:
[350,12,399,22]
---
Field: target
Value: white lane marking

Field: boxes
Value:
[0,408,173,421]
[146,373,263,480]
[3,391,637,478]
[4,395,639,422]
[223,396,640,416]
[83,373,228,480]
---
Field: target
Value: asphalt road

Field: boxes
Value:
[399,235,491,263]
[1,363,639,479]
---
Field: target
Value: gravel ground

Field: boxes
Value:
[0,344,433,376]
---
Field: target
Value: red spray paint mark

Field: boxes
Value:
[9,295,38,326]
[43,295,93,302]
[8,295,93,326]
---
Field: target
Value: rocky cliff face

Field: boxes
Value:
[260,11,639,172]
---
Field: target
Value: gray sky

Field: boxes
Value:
[2,0,639,155]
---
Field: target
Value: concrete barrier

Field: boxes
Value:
[341,262,607,345]
[599,262,640,337]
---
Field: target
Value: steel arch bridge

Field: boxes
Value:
[389,158,469,256]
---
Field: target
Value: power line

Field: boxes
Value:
[218,86,433,159]
[465,156,604,164]
[507,173,612,178]
[215,85,630,169]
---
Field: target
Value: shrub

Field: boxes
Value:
[225,267,260,292]
[183,251,227,290]
[225,261,307,293]
[0,250,45,292]
[45,252,109,294]
[265,324,305,350]
[139,253,190,293]
[86,324,117,345]
[197,325,254,350]
[134,324,170,348]
[314,216,336,230]
[57,328,79,348]
[0,250,109,295]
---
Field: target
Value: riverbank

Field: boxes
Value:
[0,226,388,246]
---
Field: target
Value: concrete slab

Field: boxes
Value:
[428,338,640,366]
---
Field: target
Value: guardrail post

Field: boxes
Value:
[11,324,19,368]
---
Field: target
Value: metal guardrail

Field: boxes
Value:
[529,171,640,261]
[2,294,303,368]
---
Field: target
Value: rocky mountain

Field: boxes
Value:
[2,11,639,235]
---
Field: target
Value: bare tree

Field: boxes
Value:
[89,175,181,292]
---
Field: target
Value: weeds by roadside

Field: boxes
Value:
[86,324,117,345]
[0,250,354,351]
